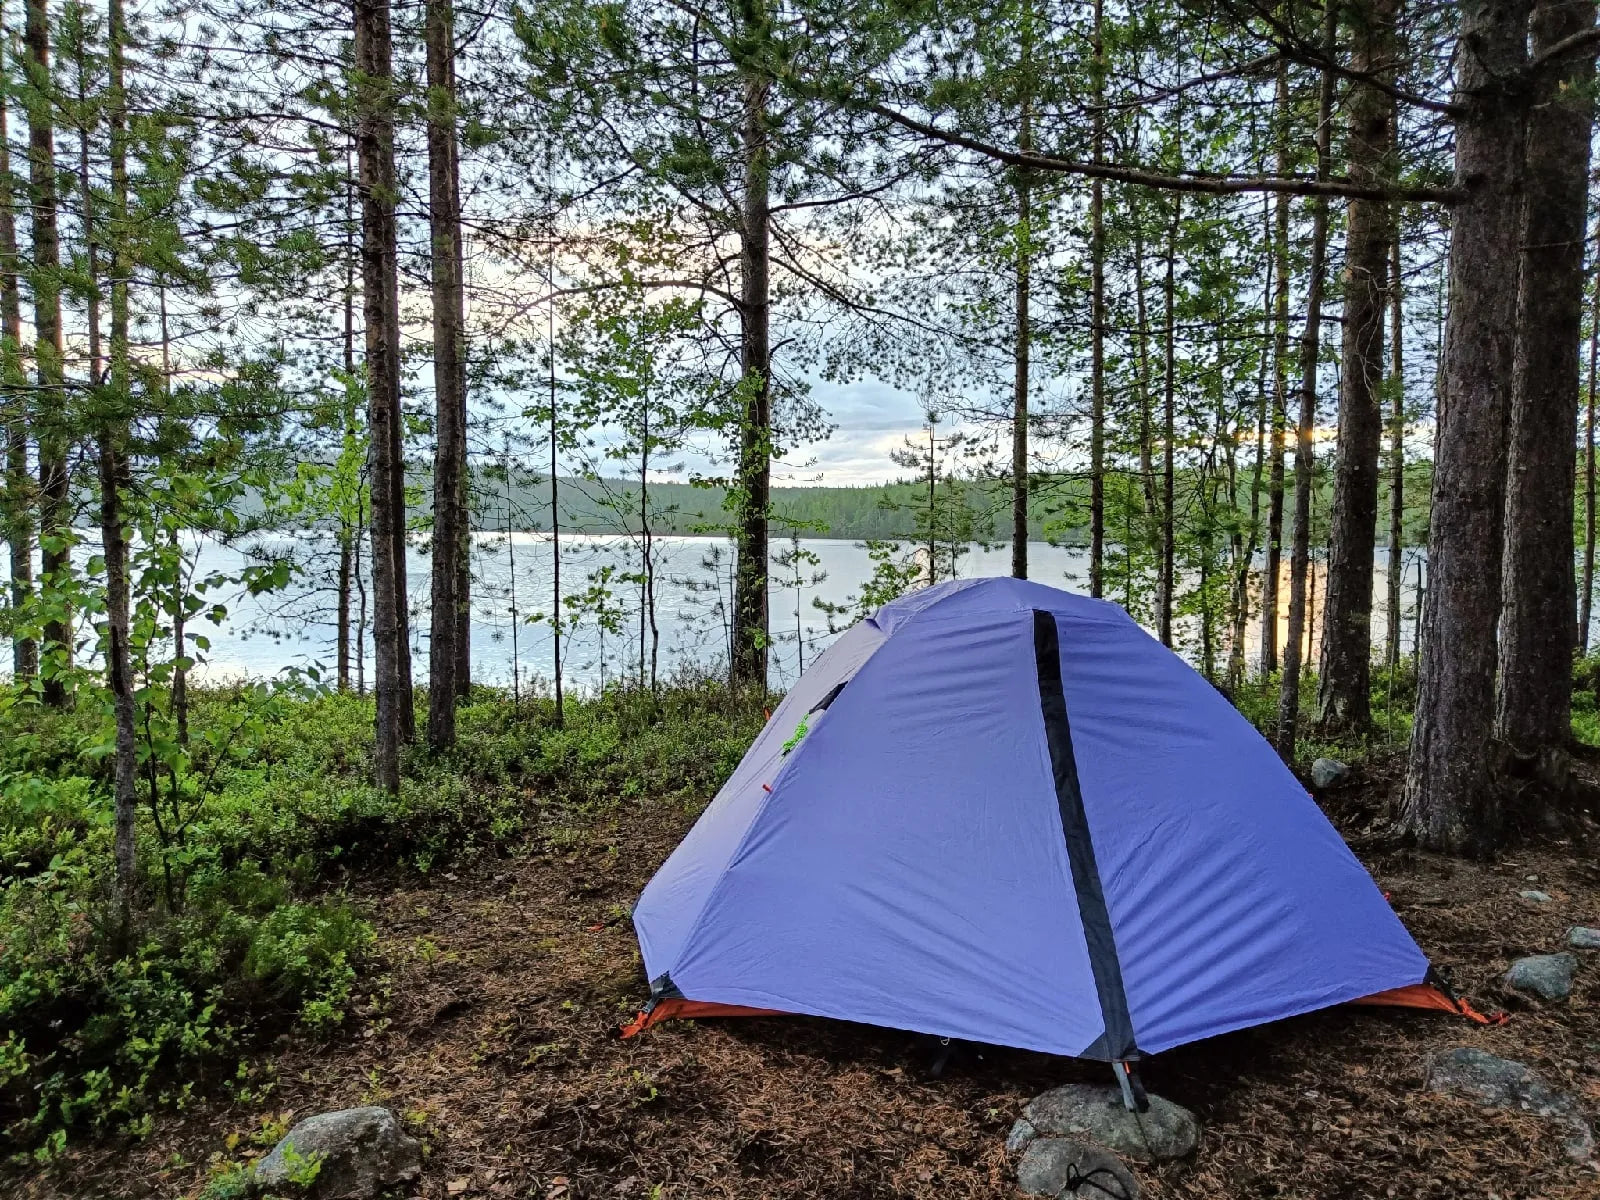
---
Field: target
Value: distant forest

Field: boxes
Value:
[457,465,1436,546]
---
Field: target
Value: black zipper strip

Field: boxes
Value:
[1032,608,1140,1061]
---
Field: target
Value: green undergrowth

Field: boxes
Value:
[0,677,765,1159]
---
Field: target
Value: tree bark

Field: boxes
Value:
[730,0,771,691]
[1316,0,1399,736]
[1261,58,1291,677]
[103,0,137,916]
[356,0,406,790]
[25,0,69,707]
[1158,196,1180,646]
[1011,29,1033,583]
[1385,231,1405,674]
[1276,0,1336,758]
[1087,0,1105,597]
[1581,268,1599,655]
[1400,0,1534,854]
[425,0,467,752]
[1493,0,1597,792]
[0,0,33,683]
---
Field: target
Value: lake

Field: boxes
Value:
[105,531,1423,693]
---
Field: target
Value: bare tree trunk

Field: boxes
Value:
[104,0,137,916]
[1260,59,1291,677]
[356,0,406,790]
[1317,0,1398,736]
[1233,193,1274,689]
[1385,231,1406,674]
[1158,196,1180,646]
[425,0,467,753]
[1581,265,1599,656]
[730,1,771,691]
[0,0,32,684]
[25,0,69,707]
[1275,0,1336,758]
[337,143,357,692]
[1400,0,1534,854]
[1087,0,1105,597]
[1011,44,1032,582]
[547,233,562,723]
[1493,0,1596,794]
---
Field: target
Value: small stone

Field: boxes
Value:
[1428,1047,1593,1161]
[1504,953,1579,1001]
[1519,890,1553,903]
[1017,1137,1140,1199]
[1310,757,1349,789]
[1568,926,1600,950]
[1006,1117,1038,1155]
[1022,1084,1198,1162]
[252,1106,422,1199]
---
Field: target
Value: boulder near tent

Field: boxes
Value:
[624,578,1483,1099]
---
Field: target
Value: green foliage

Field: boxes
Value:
[0,679,766,1155]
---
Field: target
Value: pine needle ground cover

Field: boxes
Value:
[1,688,1595,1200]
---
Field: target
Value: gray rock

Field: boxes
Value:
[1568,926,1600,950]
[1019,1084,1198,1163]
[1006,1117,1038,1155]
[252,1107,421,1199]
[1017,1137,1141,1199]
[1504,952,1579,1001]
[1310,757,1349,789]
[1519,890,1553,903]
[1427,1047,1594,1162]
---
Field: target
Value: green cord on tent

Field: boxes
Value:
[782,714,809,754]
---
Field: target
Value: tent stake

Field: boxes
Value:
[1111,1060,1148,1113]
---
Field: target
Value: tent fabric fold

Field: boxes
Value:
[629,577,1444,1058]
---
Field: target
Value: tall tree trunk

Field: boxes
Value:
[1158,196,1180,647]
[0,0,33,683]
[1011,46,1032,581]
[337,142,357,692]
[356,0,406,790]
[1260,58,1291,677]
[1581,267,1599,655]
[1275,0,1336,758]
[1492,0,1596,794]
[25,0,69,707]
[1385,230,1406,674]
[103,0,136,914]
[1087,0,1105,597]
[1316,0,1398,736]
[1233,193,1274,689]
[425,0,467,753]
[1400,0,1534,854]
[730,0,771,691]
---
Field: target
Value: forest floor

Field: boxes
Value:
[15,761,1600,1200]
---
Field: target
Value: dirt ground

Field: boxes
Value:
[12,769,1600,1200]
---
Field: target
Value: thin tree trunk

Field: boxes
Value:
[1159,196,1180,647]
[1012,39,1032,582]
[104,0,137,917]
[1233,192,1274,689]
[1400,0,1534,854]
[548,232,562,722]
[1275,0,1336,759]
[1261,58,1291,677]
[0,0,33,683]
[356,0,405,791]
[336,143,357,692]
[425,0,467,752]
[1087,0,1105,596]
[1385,230,1406,674]
[1581,265,1599,655]
[730,2,771,691]
[25,0,69,707]
[1493,0,1596,794]
[1317,0,1398,736]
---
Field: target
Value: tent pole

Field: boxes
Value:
[1111,1060,1149,1113]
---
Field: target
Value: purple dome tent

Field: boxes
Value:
[625,578,1478,1075]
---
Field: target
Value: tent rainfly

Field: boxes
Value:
[624,577,1486,1106]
